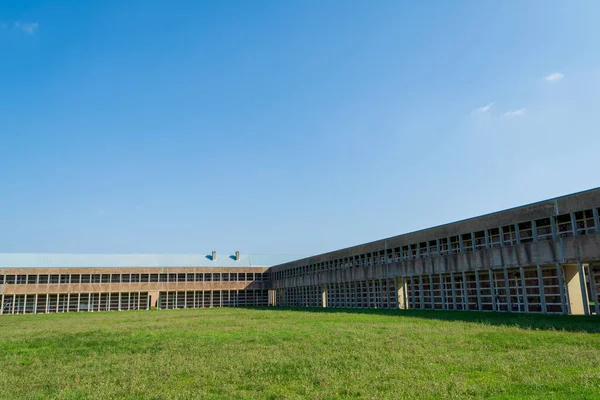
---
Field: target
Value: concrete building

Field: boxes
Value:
[1,188,600,315]
[0,253,305,314]
[270,187,600,316]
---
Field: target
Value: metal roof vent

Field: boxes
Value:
[235,251,240,261]
[211,250,216,261]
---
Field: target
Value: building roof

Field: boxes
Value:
[0,253,308,269]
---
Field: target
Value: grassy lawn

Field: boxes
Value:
[0,308,599,399]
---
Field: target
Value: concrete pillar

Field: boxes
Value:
[531,220,538,242]
[570,213,578,236]
[321,285,327,308]
[488,270,497,312]
[439,273,446,310]
[563,263,589,315]
[484,230,490,249]
[34,294,38,314]
[428,275,434,310]
[593,208,600,235]
[450,273,457,310]
[461,272,468,310]
[418,276,424,309]
[555,263,568,314]
[514,223,521,244]
[519,266,528,313]
[1,294,4,315]
[12,294,16,314]
[397,277,407,309]
[148,290,159,309]
[503,267,511,311]
[588,265,599,315]
[475,271,482,311]
[537,265,547,314]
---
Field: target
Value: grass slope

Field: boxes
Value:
[0,308,599,399]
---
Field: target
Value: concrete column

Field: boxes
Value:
[461,271,468,310]
[503,267,511,312]
[531,220,538,242]
[555,263,568,315]
[514,223,521,244]
[536,265,547,314]
[321,285,327,308]
[563,263,589,315]
[12,294,16,314]
[593,208,600,235]
[484,230,490,249]
[210,291,213,308]
[471,232,476,251]
[429,275,434,309]
[550,216,557,240]
[488,270,497,312]
[34,294,38,314]
[397,277,407,309]
[498,226,504,247]
[439,273,446,310]
[588,265,599,315]
[475,271,482,311]
[118,292,122,311]
[0,294,4,315]
[458,235,464,253]
[450,273,457,310]
[519,266,529,313]
[418,276,424,309]
[76,293,80,312]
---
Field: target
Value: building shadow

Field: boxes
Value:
[246,306,600,334]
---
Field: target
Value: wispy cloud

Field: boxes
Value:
[473,103,493,114]
[504,109,526,117]
[544,72,564,82]
[13,21,38,34]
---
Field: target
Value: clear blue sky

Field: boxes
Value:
[1,1,599,255]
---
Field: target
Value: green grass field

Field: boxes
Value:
[0,308,599,399]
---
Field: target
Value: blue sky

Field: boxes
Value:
[1,1,599,255]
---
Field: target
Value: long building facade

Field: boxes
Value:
[270,188,600,316]
[0,253,305,315]
[1,188,600,316]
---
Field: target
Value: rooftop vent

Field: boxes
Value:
[235,251,240,261]
[211,250,216,261]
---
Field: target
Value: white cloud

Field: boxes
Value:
[545,72,564,82]
[473,103,493,113]
[14,21,38,34]
[504,109,526,117]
